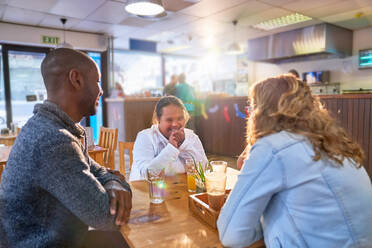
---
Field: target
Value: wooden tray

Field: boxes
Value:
[188,190,231,229]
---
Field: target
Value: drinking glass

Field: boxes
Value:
[205,172,227,211]
[146,168,165,204]
[210,161,227,173]
[185,158,196,192]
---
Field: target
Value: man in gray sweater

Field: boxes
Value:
[0,48,132,247]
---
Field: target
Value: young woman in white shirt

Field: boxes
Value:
[129,96,208,181]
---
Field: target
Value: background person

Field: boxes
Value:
[0,48,132,248]
[217,75,372,247]
[288,68,300,78]
[176,73,196,130]
[129,96,207,181]
[163,74,178,96]
[110,82,125,98]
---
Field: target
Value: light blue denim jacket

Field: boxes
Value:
[217,131,372,248]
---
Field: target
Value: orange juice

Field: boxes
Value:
[187,174,196,192]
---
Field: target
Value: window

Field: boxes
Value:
[164,55,212,93]
[113,50,162,95]
[8,50,46,126]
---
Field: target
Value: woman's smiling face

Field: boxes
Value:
[157,104,186,139]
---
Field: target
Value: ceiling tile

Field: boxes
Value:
[257,0,297,5]
[73,20,111,33]
[354,0,372,7]
[87,1,129,24]
[162,0,198,12]
[120,16,155,27]
[319,5,372,29]
[302,0,361,18]
[0,0,9,4]
[144,12,198,31]
[178,18,231,38]
[0,4,5,18]
[208,1,272,23]
[7,0,57,12]
[333,15,372,29]
[284,0,344,13]
[2,6,46,25]
[39,14,81,29]
[180,0,251,18]
[49,0,105,19]
[104,24,138,37]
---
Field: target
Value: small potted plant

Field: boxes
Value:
[189,155,212,193]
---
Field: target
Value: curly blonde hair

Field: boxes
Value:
[246,74,364,167]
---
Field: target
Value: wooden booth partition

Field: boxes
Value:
[196,96,248,157]
[319,94,372,178]
[196,94,372,179]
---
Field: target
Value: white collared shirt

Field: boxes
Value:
[129,125,208,181]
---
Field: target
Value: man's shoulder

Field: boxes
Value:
[20,115,77,147]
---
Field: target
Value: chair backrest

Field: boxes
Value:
[98,127,118,170]
[118,141,134,177]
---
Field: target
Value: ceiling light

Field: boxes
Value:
[136,10,167,19]
[252,13,312,31]
[226,42,243,55]
[226,20,244,55]
[125,0,165,16]
[56,18,73,49]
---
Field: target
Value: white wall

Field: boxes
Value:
[0,22,107,51]
[249,26,372,91]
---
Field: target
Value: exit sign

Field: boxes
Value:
[41,35,60,45]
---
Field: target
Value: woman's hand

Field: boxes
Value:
[169,128,185,148]
[237,146,249,170]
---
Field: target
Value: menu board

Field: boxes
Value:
[359,49,372,69]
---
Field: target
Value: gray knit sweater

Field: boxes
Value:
[0,101,131,248]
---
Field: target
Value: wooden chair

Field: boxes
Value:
[118,141,134,177]
[98,127,118,170]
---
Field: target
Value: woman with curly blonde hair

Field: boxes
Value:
[217,75,372,248]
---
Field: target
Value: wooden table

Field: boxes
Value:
[0,146,12,181]
[88,145,108,166]
[0,146,12,166]
[0,145,108,181]
[0,145,107,167]
[0,134,17,146]
[120,168,265,248]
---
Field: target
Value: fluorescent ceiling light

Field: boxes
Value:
[125,0,165,16]
[252,13,312,31]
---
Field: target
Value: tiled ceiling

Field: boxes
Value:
[0,0,372,56]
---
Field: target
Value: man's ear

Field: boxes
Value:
[68,69,83,90]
